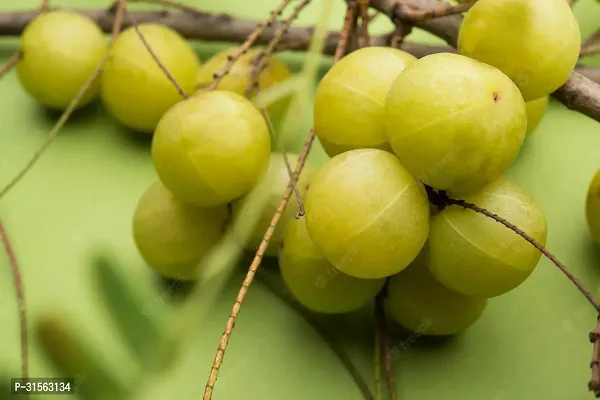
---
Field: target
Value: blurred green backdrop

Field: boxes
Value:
[1,0,600,399]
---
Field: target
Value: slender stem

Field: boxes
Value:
[0,219,28,381]
[581,44,600,57]
[0,52,20,80]
[359,0,370,47]
[583,30,600,48]
[375,290,396,400]
[374,307,382,400]
[589,318,600,397]
[125,11,188,98]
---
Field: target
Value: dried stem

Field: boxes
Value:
[401,1,474,21]
[584,30,600,48]
[111,0,127,40]
[244,0,313,98]
[374,306,382,400]
[581,44,600,58]
[125,12,188,98]
[359,0,371,47]
[205,0,293,92]
[375,289,396,400]
[0,219,28,380]
[590,318,600,397]
[203,5,355,399]
[0,52,20,80]
[259,107,306,218]
[257,270,374,400]
[334,1,359,61]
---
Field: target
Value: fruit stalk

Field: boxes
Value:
[358,0,371,47]
[0,52,20,79]
[590,319,600,397]
[125,11,189,98]
[375,289,396,400]
[0,219,28,381]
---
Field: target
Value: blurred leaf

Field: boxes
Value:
[34,314,129,400]
[0,373,12,400]
[254,75,301,109]
[94,255,163,365]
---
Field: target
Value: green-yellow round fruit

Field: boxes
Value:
[458,0,580,101]
[525,96,548,136]
[196,48,292,123]
[232,153,314,257]
[428,178,547,298]
[314,47,417,157]
[305,149,430,279]
[101,24,200,133]
[132,181,229,280]
[279,217,385,314]
[586,169,600,244]
[152,90,271,207]
[16,11,108,110]
[385,251,487,336]
[384,52,526,196]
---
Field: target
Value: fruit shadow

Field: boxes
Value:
[581,236,600,281]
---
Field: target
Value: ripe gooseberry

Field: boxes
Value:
[313,46,417,157]
[151,90,271,207]
[305,149,430,280]
[279,217,385,314]
[385,250,487,336]
[384,52,526,196]
[16,11,108,110]
[458,0,581,101]
[101,24,200,133]
[427,178,548,298]
[132,181,229,280]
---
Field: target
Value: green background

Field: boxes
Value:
[1,0,600,399]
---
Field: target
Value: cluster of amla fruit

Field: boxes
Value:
[10,0,586,337]
[281,0,578,336]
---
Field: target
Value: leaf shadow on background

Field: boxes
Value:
[34,313,130,400]
[93,255,164,365]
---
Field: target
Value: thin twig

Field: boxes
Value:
[111,0,127,40]
[359,0,370,47]
[257,270,375,400]
[0,0,128,202]
[0,52,20,80]
[423,187,599,310]
[581,44,600,58]
[203,6,354,399]
[374,306,382,400]
[584,30,600,48]
[205,0,293,91]
[334,1,358,61]
[125,11,188,98]
[400,1,473,21]
[589,318,600,397]
[259,108,306,218]
[0,219,28,380]
[375,289,396,400]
